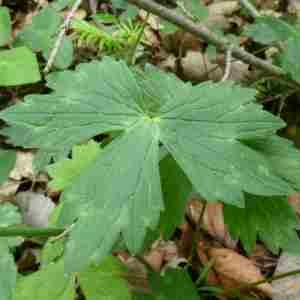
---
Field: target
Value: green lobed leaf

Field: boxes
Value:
[15,7,73,70]
[1,58,299,273]
[61,121,162,272]
[280,37,300,81]
[0,203,21,227]
[0,47,41,86]
[0,150,16,185]
[51,0,76,11]
[181,0,208,21]
[15,7,61,52]
[149,268,199,300]
[0,203,22,300]
[47,140,101,190]
[0,58,143,163]
[246,136,300,191]
[159,154,192,239]
[111,0,128,10]
[156,79,291,206]
[224,195,298,254]
[0,7,12,46]
[244,16,297,44]
[78,256,132,300]
[14,260,75,300]
[0,242,17,300]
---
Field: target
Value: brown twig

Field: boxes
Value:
[129,0,300,89]
[44,0,82,73]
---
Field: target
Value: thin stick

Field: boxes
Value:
[129,0,300,89]
[44,0,82,73]
[221,44,233,81]
[239,0,260,18]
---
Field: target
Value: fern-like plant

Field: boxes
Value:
[71,18,145,54]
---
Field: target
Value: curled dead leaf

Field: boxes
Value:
[202,1,240,30]
[158,54,177,73]
[9,151,35,181]
[181,51,223,82]
[208,1,240,17]
[209,247,273,297]
[139,10,160,30]
[187,199,237,248]
[0,180,19,201]
[288,192,300,215]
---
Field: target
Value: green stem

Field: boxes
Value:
[223,268,300,296]
[130,12,150,65]
[0,226,64,238]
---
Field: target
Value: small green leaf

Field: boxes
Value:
[92,13,118,24]
[0,47,41,86]
[159,155,192,238]
[0,203,21,227]
[15,7,61,51]
[0,242,17,300]
[79,256,132,300]
[14,260,75,300]
[48,140,101,190]
[51,0,76,11]
[0,7,12,46]
[244,16,296,44]
[15,7,73,69]
[181,0,208,21]
[280,37,300,81]
[111,0,128,10]
[149,268,199,300]
[0,203,22,300]
[119,4,139,21]
[247,136,300,191]
[224,195,298,253]
[0,150,16,185]
[43,36,74,70]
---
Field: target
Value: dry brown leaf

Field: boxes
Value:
[288,0,300,16]
[249,244,277,274]
[158,54,177,73]
[208,247,274,297]
[9,151,35,181]
[62,8,87,20]
[228,61,250,82]
[121,256,150,294]
[272,252,300,300]
[144,248,164,272]
[0,180,19,201]
[144,240,182,272]
[139,10,160,30]
[181,51,223,82]
[187,199,237,248]
[208,1,240,16]
[144,27,160,48]
[288,192,300,215]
